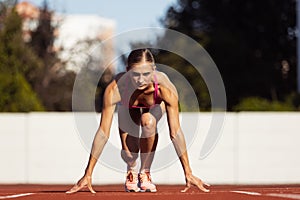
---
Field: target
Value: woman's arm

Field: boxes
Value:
[159,75,210,192]
[160,85,192,174]
[66,80,119,194]
[85,80,118,175]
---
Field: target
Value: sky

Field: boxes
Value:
[24,0,177,34]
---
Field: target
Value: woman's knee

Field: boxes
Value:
[141,113,156,136]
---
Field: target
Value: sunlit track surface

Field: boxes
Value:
[1,185,300,200]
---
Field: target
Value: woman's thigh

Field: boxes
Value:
[118,105,141,137]
[147,102,166,122]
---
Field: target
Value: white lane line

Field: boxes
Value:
[231,190,262,196]
[0,193,34,199]
[267,193,300,200]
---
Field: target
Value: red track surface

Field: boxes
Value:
[1,184,300,200]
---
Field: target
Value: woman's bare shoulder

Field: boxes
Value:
[105,77,121,104]
[155,71,178,98]
[106,72,127,93]
[155,71,171,83]
[155,71,175,87]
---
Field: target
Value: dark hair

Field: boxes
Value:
[127,49,155,70]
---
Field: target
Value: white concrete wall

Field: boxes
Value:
[0,112,300,185]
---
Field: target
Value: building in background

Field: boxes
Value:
[53,14,116,73]
[16,1,116,73]
[15,1,40,42]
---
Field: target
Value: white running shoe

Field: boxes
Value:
[125,171,140,192]
[138,172,157,192]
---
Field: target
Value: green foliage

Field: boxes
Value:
[162,0,297,111]
[232,97,295,111]
[0,1,111,112]
[152,50,210,111]
[0,8,42,75]
[284,92,300,111]
[0,7,44,112]
[0,73,44,112]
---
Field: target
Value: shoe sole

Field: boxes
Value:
[125,188,141,192]
[140,189,157,192]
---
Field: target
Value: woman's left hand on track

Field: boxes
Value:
[66,175,96,194]
[181,174,210,193]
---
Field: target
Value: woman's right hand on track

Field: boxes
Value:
[66,175,96,194]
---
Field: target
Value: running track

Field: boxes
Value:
[1,184,300,200]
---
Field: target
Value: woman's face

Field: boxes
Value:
[129,62,154,90]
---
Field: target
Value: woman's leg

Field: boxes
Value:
[118,106,141,172]
[138,104,164,192]
[139,112,158,172]
[139,103,165,172]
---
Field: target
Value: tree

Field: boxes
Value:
[0,2,44,112]
[152,49,210,111]
[69,38,114,112]
[25,1,77,111]
[0,73,44,112]
[161,0,297,110]
[27,1,114,112]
